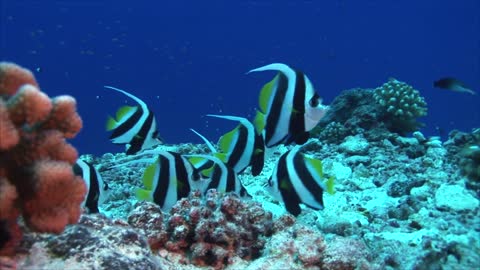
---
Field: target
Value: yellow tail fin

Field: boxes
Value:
[326,176,335,195]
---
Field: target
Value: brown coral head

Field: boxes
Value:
[0,99,19,150]
[41,95,83,138]
[22,160,87,233]
[6,84,53,126]
[0,62,39,96]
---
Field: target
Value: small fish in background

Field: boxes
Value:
[136,151,209,211]
[73,159,110,213]
[104,86,163,155]
[266,145,335,216]
[187,154,251,198]
[248,63,329,147]
[201,114,265,176]
[434,77,476,95]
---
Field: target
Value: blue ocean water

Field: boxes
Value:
[1,0,478,156]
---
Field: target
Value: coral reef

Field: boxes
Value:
[314,88,380,133]
[3,133,479,269]
[373,78,427,134]
[1,65,478,269]
[128,189,274,269]
[445,128,480,195]
[312,88,395,143]
[0,62,86,256]
[14,214,159,270]
[316,121,348,144]
[314,79,428,144]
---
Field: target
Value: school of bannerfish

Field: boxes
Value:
[75,62,335,217]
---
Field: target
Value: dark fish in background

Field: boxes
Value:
[248,63,329,147]
[73,159,110,213]
[434,77,476,95]
[105,85,163,155]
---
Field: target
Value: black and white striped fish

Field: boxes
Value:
[248,63,329,147]
[73,159,110,213]
[187,154,251,198]
[205,114,265,176]
[266,145,335,216]
[135,151,208,211]
[105,86,162,155]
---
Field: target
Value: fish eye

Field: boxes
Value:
[267,178,273,186]
[309,94,321,107]
[192,171,201,181]
[103,182,109,191]
[152,130,159,138]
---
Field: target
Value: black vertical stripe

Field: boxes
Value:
[289,70,306,138]
[152,154,171,208]
[292,153,325,209]
[196,159,215,172]
[265,73,289,146]
[110,105,143,139]
[251,133,265,176]
[207,164,222,191]
[85,162,100,213]
[239,184,250,198]
[276,151,302,216]
[225,167,236,193]
[74,161,100,213]
[72,162,83,175]
[173,153,191,200]
[226,124,248,172]
[126,110,155,155]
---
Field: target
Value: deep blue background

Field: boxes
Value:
[1,0,479,156]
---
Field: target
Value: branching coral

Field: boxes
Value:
[0,62,86,255]
[315,121,349,144]
[373,78,427,134]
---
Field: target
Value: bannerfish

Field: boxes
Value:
[73,159,110,213]
[136,151,208,211]
[187,154,251,198]
[266,145,335,216]
[434,77,476,95]
[205,114,265,176]
[105,86,163,155]
[248,63,329,147]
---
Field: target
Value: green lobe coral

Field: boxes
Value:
[373,78,427,134]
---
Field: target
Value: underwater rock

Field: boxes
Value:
[15,214,159,270]
[444,128,480,196]
[322,236,377,270]
[434,184,479,212]
[339,135,370,155]
[316,88,381,130]
[387,175,426,197]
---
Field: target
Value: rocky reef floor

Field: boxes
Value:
[6,131,480,270]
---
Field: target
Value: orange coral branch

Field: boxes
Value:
[0,61,86,255]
